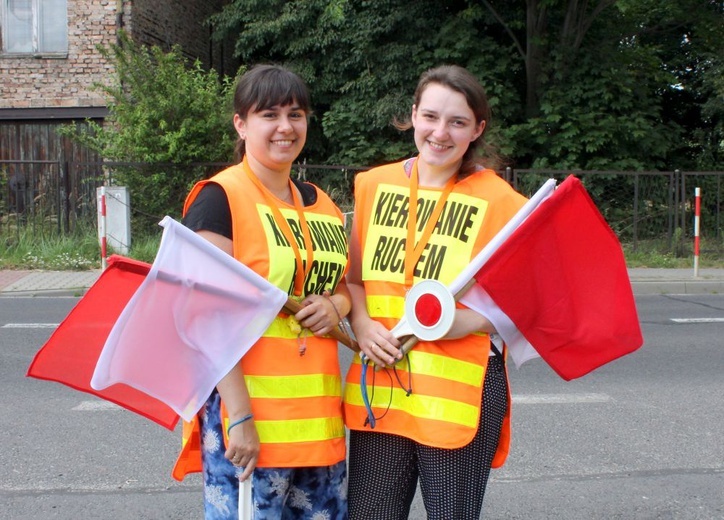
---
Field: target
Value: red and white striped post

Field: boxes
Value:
[99,186,108,270]
[694,187,701,277]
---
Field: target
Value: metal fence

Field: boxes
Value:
[504,168,723,252]
[1,159,722,253]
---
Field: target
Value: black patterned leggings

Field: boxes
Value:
[348,355,508,520]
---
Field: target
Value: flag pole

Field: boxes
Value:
[239,478,252,520]
[393,178,558,360]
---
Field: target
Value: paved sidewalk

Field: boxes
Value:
[0,267,723,297]
[0,269,103,297]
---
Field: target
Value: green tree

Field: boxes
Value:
[62,31,238,230]
[479,0,722,170]
[210,1,518,167]
[211,0,721,173]
[638,0,724,170]
[213,0,724,174]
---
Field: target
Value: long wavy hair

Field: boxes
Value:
[396,65,502,177]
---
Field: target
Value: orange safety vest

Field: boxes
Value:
[343,160,527,467]
[172,159,349,481]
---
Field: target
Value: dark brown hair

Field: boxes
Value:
[396,65,500,177]
[233,65,311,162]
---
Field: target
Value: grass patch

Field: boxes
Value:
[0,227,100,270]
[126,232,162,264]
[1,227,722,270]
[625,237,724,268]
[0,225,163,270]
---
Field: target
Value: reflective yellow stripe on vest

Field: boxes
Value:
[262,315,302,339]
[246,374,341,399]
[261,315,336,341]
[256,417,345,443]
[355,351,483,387]
[366,294,405,319]
[345,382,478,428]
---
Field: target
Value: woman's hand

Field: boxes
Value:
[295,293,342,336]
[354,317,402,367]
[224,417,260,482]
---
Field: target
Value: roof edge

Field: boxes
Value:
[0,107,109,121]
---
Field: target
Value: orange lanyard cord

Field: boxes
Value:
[404,161,456,286]
[244,161,314,296]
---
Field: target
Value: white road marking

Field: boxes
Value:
[671,318,724,323]
[512,393,612,404]
[72,401,122,411]
[2,323,58,328]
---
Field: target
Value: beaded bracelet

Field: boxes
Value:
[227,413,253,436]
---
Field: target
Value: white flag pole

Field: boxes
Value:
[448,178,558,295]
[239,479,253,520]
[397,178,558,358]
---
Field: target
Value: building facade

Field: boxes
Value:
[0,0,234,162]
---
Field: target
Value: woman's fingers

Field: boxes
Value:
[225,449,257,482]
[294,296,338,334]
[238,456,256,482]
[362,337,400,366]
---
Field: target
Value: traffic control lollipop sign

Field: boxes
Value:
[391,279,456,342]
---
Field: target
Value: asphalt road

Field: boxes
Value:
[1,294,723,519]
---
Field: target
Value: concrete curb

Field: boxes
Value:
[1,268,723,298]
[630,280,724,295]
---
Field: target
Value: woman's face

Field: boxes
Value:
[234,101,308,175]
[411,83,485,176]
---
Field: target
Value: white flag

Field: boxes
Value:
[91,217,289,421]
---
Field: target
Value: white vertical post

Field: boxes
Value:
[99,186,108,270]
[694,187,701,277]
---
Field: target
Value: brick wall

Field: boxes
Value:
[0,0,236,111]
[0,0,120,109]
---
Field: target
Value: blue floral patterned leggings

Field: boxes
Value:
[199,391,348,520]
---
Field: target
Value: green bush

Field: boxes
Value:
[59,31,238,233]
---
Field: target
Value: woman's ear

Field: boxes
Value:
[472,120,486,142]
[233,114,246,139]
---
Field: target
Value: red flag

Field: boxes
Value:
[473,175,643,380]
[26,255,180,430]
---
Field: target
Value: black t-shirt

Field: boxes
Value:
[182,179,318,239]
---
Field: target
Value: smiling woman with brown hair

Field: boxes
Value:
[344,64,528,520]
[173,64,351,520]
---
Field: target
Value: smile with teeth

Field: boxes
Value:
[273,139,295,147]
[427,140,451,151]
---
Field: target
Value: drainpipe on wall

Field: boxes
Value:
[116,0,125,45]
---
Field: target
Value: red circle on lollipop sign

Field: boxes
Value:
[414,293,443,327]
[402,280,456,341]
